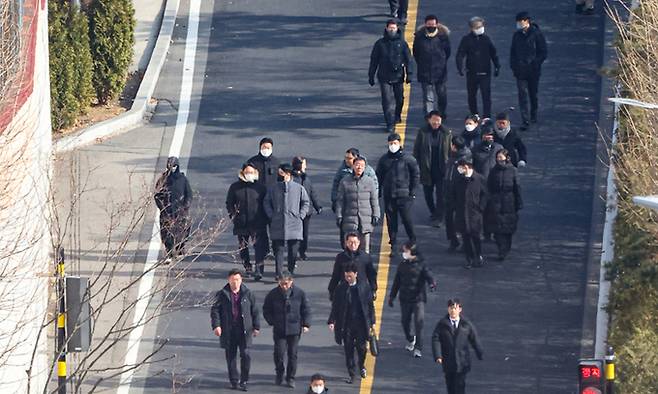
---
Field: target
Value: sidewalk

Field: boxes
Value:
[131,0,166,73]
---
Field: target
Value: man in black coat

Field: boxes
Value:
[154,156,193,263]
[328,263,376,384]
[448,159,487,269]
[388,0,408,23]
[210,269,261,391]
[444,137,472,252]
[432,298,483,394]
[369,20,413,133]
[472,129,504,182]
[413,15,451,117]
[456,16,500,118]
[376,133,421,253]
[493,112,527,168]
[388,242,436,358]
[226,163,269,279]
[328,232,378,301]
[248,137,281,190]
[510,12,547,129]
[262,271,311,388]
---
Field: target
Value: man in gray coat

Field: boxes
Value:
[264,164,310,278]
[335,157,380,253]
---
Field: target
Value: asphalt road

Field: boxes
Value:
[71,0,608,393]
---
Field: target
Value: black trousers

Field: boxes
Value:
[343,322,368,377]
[272,240,299,277]
[422,177,444,219]
[160,214,190,258]
[466,73,492,118]
[380,82,404,130]
[225,328,250,384]
[400,301,425,350]
[388,0,408,19]
[299,216,311,256]
[445,208,458,244]
[494,232,513,256]
[421,81,447,118]
[273,334,300,380]
[384,196,416,244]
[237,229,269,270]
[444,371,467,394]
[516,74,540,123]
[461,232,481,260]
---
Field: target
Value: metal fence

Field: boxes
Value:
[0,0,22,103]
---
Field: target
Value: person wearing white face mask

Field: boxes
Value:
[376,133,420,256]
[456,16,500,118]
[226,163,269,280]
[388,241,436,359]
[248,137,281,190]
[306,373,329,393]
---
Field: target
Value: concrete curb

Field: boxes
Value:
[53,0,180,154]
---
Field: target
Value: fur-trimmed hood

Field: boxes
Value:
[415,23,450,37]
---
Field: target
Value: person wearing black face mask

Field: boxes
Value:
[485,149,523,260]
[154,156,193,263]
[413,14,451,118]
[369,20,414,133]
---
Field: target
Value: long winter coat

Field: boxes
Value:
[368,29,414,84]
[412,124,452,185]
[335,174,380,235]
[154,168,193,218]
[262,284,311,338]
[494,128,527,167]
[328,280,375,345]
[247,153,281,190]
[210,284,260,349]
[510,23,547,80]
[331,161,379,209]
[472,141,504,180]
[413,25,451,83]
[328,250,378,299]
[449,173,487,235]
[264,180,310,241]
[444,148,473,211]
[389,256,436,304]
[432,314,483,374]
[376,150,420,199]
[456,32,500,75]
[485,163,523,234]
[225,172,267,235]
[293,172,322,217]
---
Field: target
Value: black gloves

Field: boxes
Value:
[336,218,342,227]
[388,298,394,308]
[494,67,500,77]
[371,216,380,227]
[458,69,464,77]
[369,77,375,86]
[316,207,323,215]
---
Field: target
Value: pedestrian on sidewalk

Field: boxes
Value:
[264,164,310,278]
[248,137,281,190]
[388,0,408,24]
[307,373,329,393]
[388,241,437,358]
[262,271,311,389]
[448,158,487,269]
[328,232,378,301]
[575,0,596,15]
[335,156,380,254]
[210,269,260,392]
[461,114,482,150]
[292,156,323,260]
[413,15,451,118]
[369,19,413,133]
[328,263,376,384]
[376,133,420,255]
[413,110,452,227]
[444,137,472,252]
[154,156,192,263]
[432,298,483,394]
[456,16,500,119]
[485,149,523,261]
[510,12,547,130]
[225,162,269,280]
[492,112,528,168]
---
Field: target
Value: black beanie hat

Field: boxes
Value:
[259,137,274,147]
[388,133,402,142]
[515,11,530,21]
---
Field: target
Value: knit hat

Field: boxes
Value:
[388,133,402,142]
[259,137,274,147]
[515,11,531,21]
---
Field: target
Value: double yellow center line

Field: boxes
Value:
[360,0,419,392]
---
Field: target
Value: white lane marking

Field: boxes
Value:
[116,0,201,392]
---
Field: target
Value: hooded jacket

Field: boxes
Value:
[210,284,260,349]
[456,31,500,75]
[389,256,436,304]
[336,172,380,234]
[226,170,268,235]
[369,29,414,84]
[376,149,420,199]
[413,24,451,83]
[154,158,193,218]
[248,153,281,190]
[264,180,310,241]
[510,23,547,79]
[413,124,452,185]
[432,314,483,373]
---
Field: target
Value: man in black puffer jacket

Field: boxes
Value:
[328,233,377,301]
[376,133,420,253]
[510,12,547,129]
[413,14,451,117]
[388,242,436,358]
[369,20,413,133]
